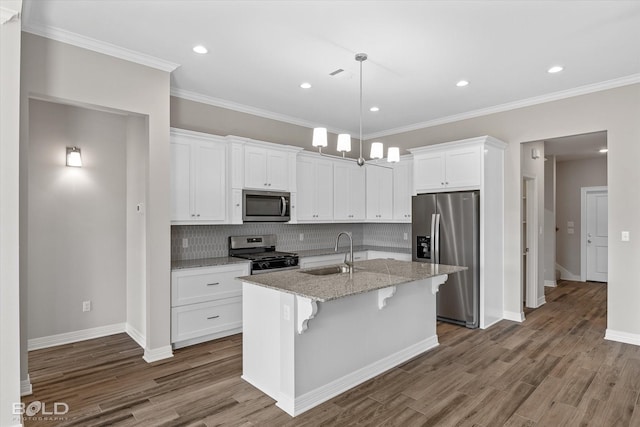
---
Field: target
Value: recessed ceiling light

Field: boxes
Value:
[548,65,564,74]
[300,82,312,89]
[599,148,608,153]
[192,45,208,54]
[370,106,380,112]
[456,80,469,87]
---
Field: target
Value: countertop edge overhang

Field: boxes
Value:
[237,259,466,302]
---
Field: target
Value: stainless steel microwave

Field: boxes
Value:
[242,190,290,222]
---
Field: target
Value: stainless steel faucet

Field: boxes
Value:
[335,231,354,274]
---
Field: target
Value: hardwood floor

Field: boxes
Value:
[22,280,640,426]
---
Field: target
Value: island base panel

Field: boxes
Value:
[242,276,444,416]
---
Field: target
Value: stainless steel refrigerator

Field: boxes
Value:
[412,191,480,328]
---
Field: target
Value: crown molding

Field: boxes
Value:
[364,73,640,140]
[21,22,180,72]
[170,87,351,136]
[1,6,20,24]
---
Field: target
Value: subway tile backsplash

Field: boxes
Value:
[171,223,411,261]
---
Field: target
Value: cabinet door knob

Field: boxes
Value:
[197,214,200,217]
[441,182,444,185]
[236,203,240,207]
[264,183,268,186]
[446,182,449,185]
[191,214,195,217]
[268,183,272,186]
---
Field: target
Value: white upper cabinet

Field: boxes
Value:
[170,129,227,223]
[392,160,413,222]
[410,141,481,193]
[333,162,366,221]
[365,165,393,221]
[297,154,334,221]
[244,145,291,191]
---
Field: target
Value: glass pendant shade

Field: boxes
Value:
[312,127,328,148]
[337,134,351,153]
[66,146,82,167]
[387,147,400,163]
[370,142,384,160]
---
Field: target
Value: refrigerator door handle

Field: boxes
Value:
[434,213,441,264]
[430,213,436,263]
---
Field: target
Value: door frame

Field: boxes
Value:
[522,174,539,308]
[580,186,608,282]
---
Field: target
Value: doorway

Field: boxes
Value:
[581,187,608,282]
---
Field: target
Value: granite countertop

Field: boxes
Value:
[171,246,411,270]
[171,256,250,270]
[296,245,411,258]
[237,259,466,302]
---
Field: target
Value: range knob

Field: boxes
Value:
[285,258,297,266]
[259,262,270,270]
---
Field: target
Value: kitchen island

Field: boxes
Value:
[238,258,466,416]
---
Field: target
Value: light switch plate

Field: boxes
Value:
[568,228,574,235]
[567,221,574,228]
[622,231,630,242]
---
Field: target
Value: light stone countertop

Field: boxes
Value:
[237,259,466,302]
[171,256,250,270]
[296,245,411,258]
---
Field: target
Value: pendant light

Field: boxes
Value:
[312,53,400,166]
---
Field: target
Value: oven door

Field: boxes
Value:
[243,190,290,222]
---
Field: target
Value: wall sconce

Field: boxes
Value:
[66,146,82,167]
[531,148,541,159]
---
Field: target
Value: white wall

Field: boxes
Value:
[27,99,127,339]
[126,115,147,345]
[521,141,545,306]
[20,33,172,363]
[556,156,607,277]
[1,1,24,424]
[544,155,556,283]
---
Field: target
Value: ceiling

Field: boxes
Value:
[544,131,607,162]
[22,1,640,139]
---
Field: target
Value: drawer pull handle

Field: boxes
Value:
[207,282,220,286]
[207,315,220,320]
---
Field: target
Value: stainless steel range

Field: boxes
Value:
[229,234,299,274]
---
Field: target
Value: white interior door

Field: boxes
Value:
[585,189,608,282]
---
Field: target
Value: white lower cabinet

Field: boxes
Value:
[171,263,250,348]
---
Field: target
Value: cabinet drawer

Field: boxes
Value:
[171,297,242,343]
[171,264,249,306]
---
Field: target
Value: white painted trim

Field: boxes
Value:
[20,376,33,397]
[366,74,640,140]
[503,310,525,322]
[21,23,180,72]
[0,6,20,24]
[537,295,547,307]
[171,88,350,135]
[27,323,126,351]
[581,186,608,282]
[544,280,557,287]
[125,323,146,349]
[143,345,174,363]
[605,329,640,347]
[555,263,581,281]
[481,316,504,330]
[275,336,439,416]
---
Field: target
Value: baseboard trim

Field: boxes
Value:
[275,336,439,416]
[503,310,525,322]
[21,375,33,396]
[125,323,146,349]
[544,280,557,287]
[28,323,126,351]
[143,345,174,363]
[555,263,581,281]
[537,295,547,307]
[605,329,640,347]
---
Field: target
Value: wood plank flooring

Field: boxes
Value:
[22,280,640,426]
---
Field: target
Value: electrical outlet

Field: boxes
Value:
[403,233,408,241]
[622,231,630,242]
[299,233,304,241]
[82,301,91,312]
[182,238,188,248]
[567,228,574,235]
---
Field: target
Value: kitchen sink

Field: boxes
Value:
[302,265,356,276]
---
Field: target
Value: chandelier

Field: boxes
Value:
[312,53,400,166]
